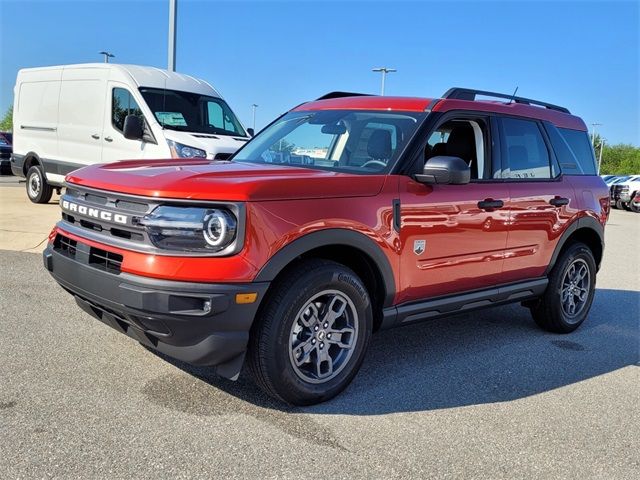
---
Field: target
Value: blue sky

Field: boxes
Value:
[1,0,638,144]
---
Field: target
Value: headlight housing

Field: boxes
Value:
[140,206,238,253]
[167,140,207,159]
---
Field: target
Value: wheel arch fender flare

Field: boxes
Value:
[545,216,604,275]
[254,228,397,308]
[23,151,43,175]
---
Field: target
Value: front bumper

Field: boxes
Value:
[43,239,269,379]
[10,153,25,177]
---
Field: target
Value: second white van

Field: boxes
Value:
[11,63,251,203]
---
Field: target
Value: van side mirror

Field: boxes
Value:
[123,115,144,141]
[247,128,255,137]
[415,156,471,185]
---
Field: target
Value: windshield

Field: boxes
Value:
[233,110,425,174]
[139,87,246,137]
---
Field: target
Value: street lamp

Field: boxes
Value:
[168,0,178,71]
[372,67,397,96]
[590,122,602,147]
[251,104,258,132]
[597,138,605,174]
[99,51,115,63]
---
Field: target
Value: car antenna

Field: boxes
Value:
[508,86,519,104]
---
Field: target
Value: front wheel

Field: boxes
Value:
[530,242,596,333]
[26,165,53,204]
[248,259,372,405]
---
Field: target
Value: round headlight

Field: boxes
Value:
[203,209,237,247]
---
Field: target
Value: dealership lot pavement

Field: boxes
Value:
[0,180,638,479]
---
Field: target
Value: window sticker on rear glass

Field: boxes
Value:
[155,112,187,126]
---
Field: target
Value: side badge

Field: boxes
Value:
[414,239,426,255]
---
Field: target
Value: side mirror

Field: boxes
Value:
[415,156,470,185]
[247,127,255,137]
[123,115,144,141]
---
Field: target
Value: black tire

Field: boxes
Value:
[630,202,640,213]
[622,201,632,211]
[248,259,373,405]
[615,199,626,210]
[26,165,53,204]
[530,242,596,333]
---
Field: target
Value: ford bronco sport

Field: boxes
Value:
[44,88,608,405]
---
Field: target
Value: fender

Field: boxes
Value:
[254,228,397,307]
[545,215,604,275]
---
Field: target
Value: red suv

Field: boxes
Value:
[44,88,609,405]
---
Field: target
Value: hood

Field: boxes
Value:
[162,130,249,157]
[65,159,386,202]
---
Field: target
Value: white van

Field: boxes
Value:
[11,63,251,203]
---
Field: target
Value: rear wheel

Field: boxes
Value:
[248,259,372,405]
[530,242,596,333]
[26,165,53,204]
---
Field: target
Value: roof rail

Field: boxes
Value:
[316,91,373,101]
[442,87,570,114]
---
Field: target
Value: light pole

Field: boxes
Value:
[598,138,605,174]
[168,0,178,71]
[590,122,602,147]
[251,104,258,132]
[372,67,396,96]
[99,51,115,63]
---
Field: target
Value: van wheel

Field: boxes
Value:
[26,165,53,204]
[530,242,596,333]
[248,259,372,405]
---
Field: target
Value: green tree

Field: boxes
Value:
[0,105,12,131]
[593,134,640,175]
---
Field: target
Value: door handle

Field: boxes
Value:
[478,199,504,210]
[549,196,569,207]
[91,134,100,139]
[104,136,113,142]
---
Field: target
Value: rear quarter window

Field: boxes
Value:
[547,125,597,175]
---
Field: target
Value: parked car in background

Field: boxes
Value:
[609,175,630,208]
[610,175,640,210]
[0,132,12,174]
[617,175,640,210]
[604,175,623,187]
[44,87,608,405]
[631,191,640,213]
[11,63,251,203]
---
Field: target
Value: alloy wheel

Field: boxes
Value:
[288,289,358,384]
[560,258,590,320]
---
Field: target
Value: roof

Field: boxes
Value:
[295,95,586,131]
[295,96,434,112]
[17,63,220,97]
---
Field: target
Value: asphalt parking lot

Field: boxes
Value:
[0,178,638,479]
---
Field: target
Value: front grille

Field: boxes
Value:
[53,233,122,274]
[61,187,156,246]
[89,247,123,274]
[54,234,77,257]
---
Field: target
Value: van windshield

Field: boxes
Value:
[139,87,247,137]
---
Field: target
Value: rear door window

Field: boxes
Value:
[558,128,597,175]
[499,117,553,179]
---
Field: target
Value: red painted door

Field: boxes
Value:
[502,178,578,282]
[398,176,509,304]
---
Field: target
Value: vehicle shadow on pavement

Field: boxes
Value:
[152,287,639,415]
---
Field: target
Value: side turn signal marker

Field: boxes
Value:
[235,293,258,304]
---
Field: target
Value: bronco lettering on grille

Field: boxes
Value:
[61,200,128,225]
